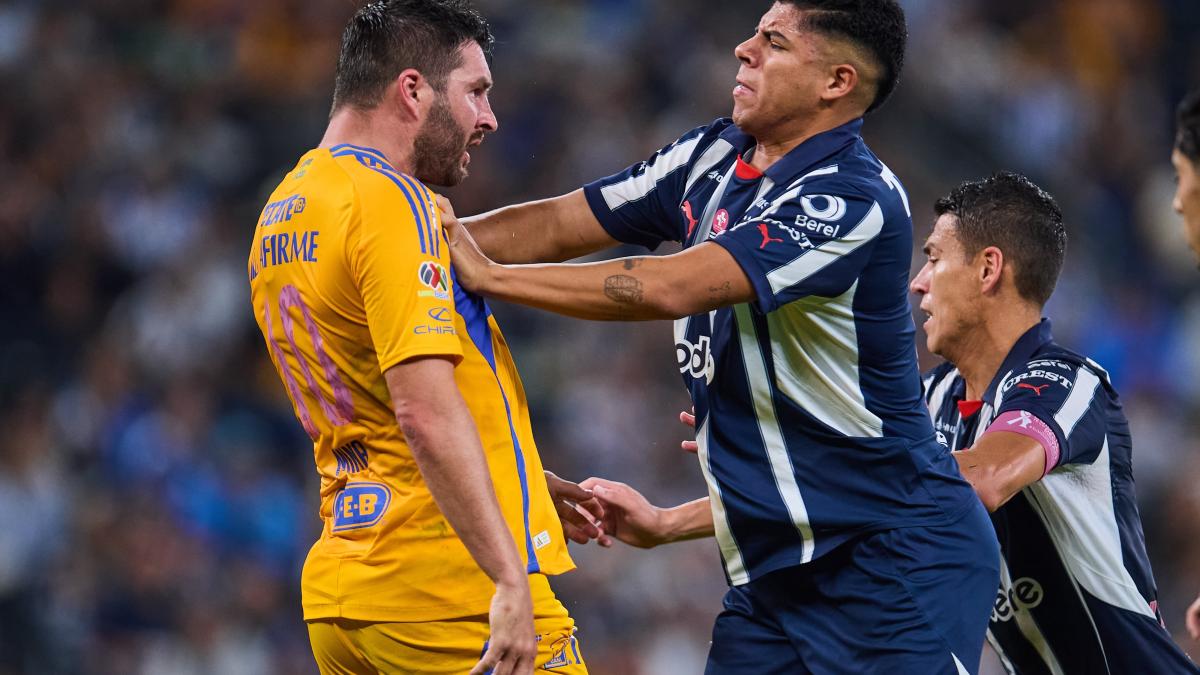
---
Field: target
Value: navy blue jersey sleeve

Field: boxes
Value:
[582,124,712,250]
[711,178,885,313]
[993,357,1108,469]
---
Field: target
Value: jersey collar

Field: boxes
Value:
[981,319,1056,405]
[717,117,864,184]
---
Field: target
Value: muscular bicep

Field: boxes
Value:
[465,189,620,263]
[955,431,1047,512]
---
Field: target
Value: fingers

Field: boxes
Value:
[680,409,696,428]
[435,194,457,219]
[555,500,601,544]
[1187,595,1200,640]
[545,470,596,503]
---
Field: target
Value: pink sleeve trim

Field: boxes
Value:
[985,410,1061,476]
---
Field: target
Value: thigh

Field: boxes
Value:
[530,574,588,674]
[705,585,810,675]
[772,507,998,675]
[307,619,381,675]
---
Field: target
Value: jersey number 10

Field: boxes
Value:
[263,284,355,439]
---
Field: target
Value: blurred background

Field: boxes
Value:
[2,0,1200,672]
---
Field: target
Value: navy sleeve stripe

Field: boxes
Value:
[598,135,702,211]
[765,201,884,295]
[1054,367,1101,438]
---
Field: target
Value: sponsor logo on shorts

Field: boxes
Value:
[992,576,1044,623]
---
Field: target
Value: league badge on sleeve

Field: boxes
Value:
[418,261,450,300]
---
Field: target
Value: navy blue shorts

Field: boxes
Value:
[706,501,999,675]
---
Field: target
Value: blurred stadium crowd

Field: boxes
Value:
[2,0,1200,672]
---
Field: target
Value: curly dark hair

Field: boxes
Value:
[934,172,1066,307]
[781,0,907,114]
[331,0,493,113]
[1177,89,1200,163]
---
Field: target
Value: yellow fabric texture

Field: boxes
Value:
[249,146,573,623]
[307,573,587,674]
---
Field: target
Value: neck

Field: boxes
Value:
[320,106,418,174]
[954,307,1042,402]
[748,108,860,172]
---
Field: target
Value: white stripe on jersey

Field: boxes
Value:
[952,652,972,675]
[766,202,885,295]
[695,413,749,585]
[599,135,702,210]
[997,554,1067,674]
[1026,437,1157,619]
[767,283,884,438]
[734,304,816,564]
[926,367,960,415]
[1054,367,1100,436]
[684,139,736,194]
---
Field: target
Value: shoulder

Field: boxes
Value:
[999,344,1117,403]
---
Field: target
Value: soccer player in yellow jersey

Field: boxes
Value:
[248,2,590,673]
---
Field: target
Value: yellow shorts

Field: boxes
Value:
[307,574,586,674]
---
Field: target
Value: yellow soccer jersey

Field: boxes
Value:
[249,143,573,623]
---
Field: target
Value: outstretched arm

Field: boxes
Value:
[463,189,620,264]
[446,202,754,321]
[578,477,714,548]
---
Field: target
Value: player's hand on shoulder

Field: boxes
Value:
[438,195,495,294]
[1187,593,1200,640]
[579,477,668,549]
[472,578,536,675]
[544,470,609,546]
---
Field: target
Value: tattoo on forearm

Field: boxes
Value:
[708,281,732,305]
[604,275,644,306]
[622,258,644,271]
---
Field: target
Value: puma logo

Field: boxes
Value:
[1018,383,1050,396]
[682,201,699,237]
[758,222,784,249]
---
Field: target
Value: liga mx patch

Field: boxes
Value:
[418,261,450,300]
[332,482,391,532]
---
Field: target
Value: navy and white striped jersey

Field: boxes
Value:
[924,320,1198,675]
[583,118,978,585]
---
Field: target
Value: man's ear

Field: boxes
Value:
[979,246,1005,295]
[821,63,860,104]
[393,68,427,119]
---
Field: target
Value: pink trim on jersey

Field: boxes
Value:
[985,410,1061,476]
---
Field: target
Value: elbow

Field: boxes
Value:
[392,398,437,450]
[974,484,1008,513]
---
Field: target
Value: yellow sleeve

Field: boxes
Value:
[348,171,462,373]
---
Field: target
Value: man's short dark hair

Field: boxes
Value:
[934,172,1066,307]
[782,0,907,114]
[331,0,493,113]
[1177,89,1200,163]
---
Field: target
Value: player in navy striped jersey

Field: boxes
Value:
[913,172,1198,674]
[1172,90,1200,642]
[442,1,1000,672]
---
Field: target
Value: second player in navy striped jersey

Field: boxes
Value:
[913,172,1197,675]
[444,2,999,672]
